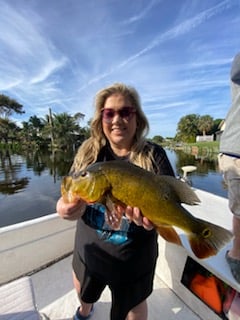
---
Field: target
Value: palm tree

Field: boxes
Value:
[28,115,44,136]
[21,121,32,144]
[54,113,81,148]
[42,112,83,150]
[176,114,200,143]
[0,118,19,144]
[197,115,214,136]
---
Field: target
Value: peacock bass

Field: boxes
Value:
[61,160,232,259]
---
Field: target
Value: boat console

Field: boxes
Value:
[156,189,240,320]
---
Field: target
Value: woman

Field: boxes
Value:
[56,83,174,320]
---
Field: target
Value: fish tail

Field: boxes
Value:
[188,219,233,259]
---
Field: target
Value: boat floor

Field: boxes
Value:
[32,255,201,320]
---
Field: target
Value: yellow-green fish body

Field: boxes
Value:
[62,160,232,259]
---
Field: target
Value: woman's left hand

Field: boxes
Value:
[125,206,154,230]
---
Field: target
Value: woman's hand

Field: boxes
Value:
[56,197,86,221]
[125,206,154,230]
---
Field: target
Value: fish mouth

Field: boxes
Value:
[61,176,97,204]
[63,176,73,192]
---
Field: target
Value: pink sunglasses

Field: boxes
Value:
[101,106,136,123]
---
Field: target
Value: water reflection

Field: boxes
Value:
[169,149,219,175]
[0,177,29,195]
[0,148,74,195]
[0,148,74,227]
[0,150,30,194]
[165,149,227,198]
[0,147,227,227]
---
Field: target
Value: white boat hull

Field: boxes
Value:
[0,214,76,284]
[1,189,240,320]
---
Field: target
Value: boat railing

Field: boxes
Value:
[0,213,76,285]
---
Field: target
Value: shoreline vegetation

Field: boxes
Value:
[1,94,222,155]
[0,139,219,152]
[0,140,220,154]
[181,141,219,155]
[161,140,220,156]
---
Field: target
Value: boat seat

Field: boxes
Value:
[0,276,42,320]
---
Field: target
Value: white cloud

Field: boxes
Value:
[0,0,239,137]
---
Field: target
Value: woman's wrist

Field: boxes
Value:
[56,198,86,220]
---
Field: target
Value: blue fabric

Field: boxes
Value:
[73,306,94,320]
[82,204,134,245]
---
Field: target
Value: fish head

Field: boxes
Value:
[61,164,110,204]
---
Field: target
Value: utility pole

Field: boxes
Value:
[48,108,55,150]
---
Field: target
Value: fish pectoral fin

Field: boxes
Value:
[105,210,123,230]
[160,175,200,205]
[104,194,125,230]
[155,224,182,246]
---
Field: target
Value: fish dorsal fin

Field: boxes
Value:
[158,175,200,205]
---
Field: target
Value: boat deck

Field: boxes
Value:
[32,255,201,320]
[2,188,239,319]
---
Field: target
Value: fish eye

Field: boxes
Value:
[71,170,89,179]
[80,170,88,177]
[71,170,90,179]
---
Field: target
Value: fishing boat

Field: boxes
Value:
[1,168,240,320]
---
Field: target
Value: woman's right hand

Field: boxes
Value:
[56,197,87,221]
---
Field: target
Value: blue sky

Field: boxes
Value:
[0,0,239,138]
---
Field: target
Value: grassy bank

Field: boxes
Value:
[183,141,219,155]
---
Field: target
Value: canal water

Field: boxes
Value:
[0,148,227,227]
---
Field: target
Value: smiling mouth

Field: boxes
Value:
[112,127,126,132]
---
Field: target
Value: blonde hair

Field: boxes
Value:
[71,83,156,173]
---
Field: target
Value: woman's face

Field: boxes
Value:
[101,93,137,152]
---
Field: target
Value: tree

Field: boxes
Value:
[42,112,83,149]
[73,112,85,122]
[176,114,200,143]
[21,121,32,144]
[209,118,223,135]
[54,112,81,149]
[29,115,44,132]
[197,115,214,136]
[0,118,19,143]
[0,94,25,118]
[152,135,164,144]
